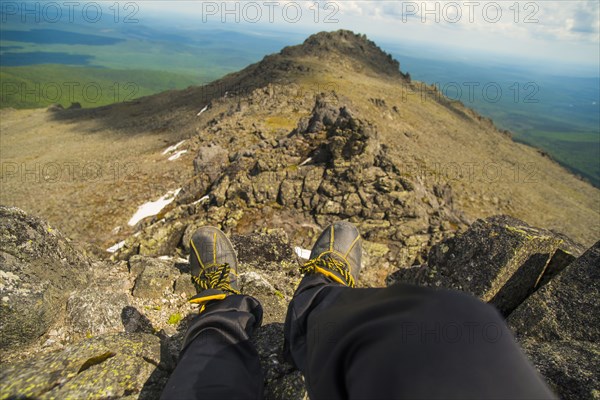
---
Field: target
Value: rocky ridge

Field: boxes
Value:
[3,30,598,252]
[113,91,468,288]
[198,30,409,99]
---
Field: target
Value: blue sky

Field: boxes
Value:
[140,1,600,74]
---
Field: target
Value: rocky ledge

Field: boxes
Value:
[0,206,598,399]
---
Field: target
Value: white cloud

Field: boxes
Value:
[322,0,599,69]
[328,1,598,41]
[137,1,599,69]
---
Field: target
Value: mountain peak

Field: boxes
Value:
[280,30,407,78]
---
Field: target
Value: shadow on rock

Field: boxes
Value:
[253,323,307,400]
[172,260,191,274]
[121,306,194,400]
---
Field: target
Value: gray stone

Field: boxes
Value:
[4,245,134,359]
[253,172,283,203]
[131,257,180,299]
[536,233,586,288]
[278,179,303,206]
[175,174,211,206]
[230,231,294,264]
[138,221,187,257]
[121,306,156,335]
[520,339,600,400]
[240,271,276,294]
[343,192,362,216]
[0,333,165,399]
[508,241,599,342]
[387,215,574,316]
[193,145,228,181]
[67,289,130,338]
[211,174,230,207]
[174,273,196,298]
[0,206,91,352]
[253,323,307,400]
[303,94,340,133]
[302,167,324,194]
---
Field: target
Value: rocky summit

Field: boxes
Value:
[1,30,599,399]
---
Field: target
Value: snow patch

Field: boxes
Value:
[106,240,126,253]
[299,157,312,167]
[128,188,181,226]
[162,140,186,155]
[295,246,311,260]
[168,150,188,161]
[191,195,209,205]
[197,105,209,116]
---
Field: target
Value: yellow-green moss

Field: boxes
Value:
[167,313,182,325]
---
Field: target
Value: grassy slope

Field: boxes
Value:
[398,54,600,187]
[477,103,599,187]
[0,64,204,108]
[1,54,598,249]
[516,130,599,187]
[2,25,597,185]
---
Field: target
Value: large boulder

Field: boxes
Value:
[0,333,166,399]
[386,215,580,315]
[519,339,600,400]
[193,144,228,181]
[130,256,181,299]
[294,92,340,134]
[0,206,91,352]
[66,260,133,341]
[509,240,599,400]
[138,221,187,257]
[115,219,187,260]
[508,241,599,341]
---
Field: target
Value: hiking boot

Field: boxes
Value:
[188,226,240,311]
[299,221,362,287]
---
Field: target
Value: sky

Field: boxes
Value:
[140,0,600,74]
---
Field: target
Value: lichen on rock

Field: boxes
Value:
[0,206,92,353]
[387,215,579,316]
[0,333,164,399]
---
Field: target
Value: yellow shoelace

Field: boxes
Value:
[300,256,356,288]
[191,263,240,295]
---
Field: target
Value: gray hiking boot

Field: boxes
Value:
[300,221,362,287]
[188,227,240,310]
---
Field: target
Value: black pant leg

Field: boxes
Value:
[285,280,556,400]
[161,295,264,400]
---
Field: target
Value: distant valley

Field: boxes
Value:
[1,17,598,187]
